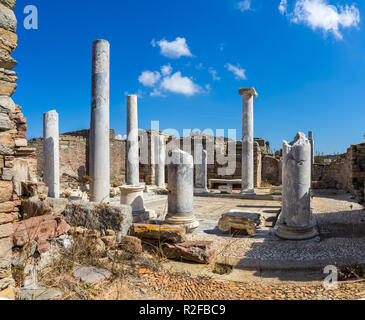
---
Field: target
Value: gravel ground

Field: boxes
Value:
[101,269,365,300]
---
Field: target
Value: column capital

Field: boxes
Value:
[239,87,258,98]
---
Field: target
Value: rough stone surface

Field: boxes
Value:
[74,267,111,284]
[19,285,63,301]
[63,201,132,241]
[163,241,216,264]
[12,215,70,253]
[119,235,142,253]
[130,223,186,243]
[21,197,69,218]
[218,211,260,236]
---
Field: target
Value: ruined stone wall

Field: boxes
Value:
[262,155,280,185]
[345,142,365,203]
[29,129,126,186]
[312,161,348,190]
[30,131,263,188]
[0,0,35,299]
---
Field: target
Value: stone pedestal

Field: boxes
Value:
[239,87,258,195]
[276,132,318,240]
[89,39,110,203]
[43,110,60,198]
[119,185,145,215]
[165,150,199,233]
[194,141,208,194]
[154,134,166,188]
[126,95,139,186]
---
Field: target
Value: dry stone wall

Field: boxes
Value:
[0,0,35,299]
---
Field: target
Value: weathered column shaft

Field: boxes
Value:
[126,95,139,186]
[43,110,60,198]
[276,132,317,240]
[239,88,258,194]
[90,39,110,203]
[165,149,199,232]
[194,140,208,192]
[155,135,166,188]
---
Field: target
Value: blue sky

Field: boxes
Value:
[13,0,365,154]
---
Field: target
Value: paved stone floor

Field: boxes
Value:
[144,189,365,270]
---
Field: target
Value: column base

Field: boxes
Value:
[133,210,157,223]
[240,188,256,195]
[164,214,200,233]
[275,223,318,240]
[194,187,209,195]
[119,185,146,215]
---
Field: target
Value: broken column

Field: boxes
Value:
[154,134,166,188]
[239,87,258,194]
[194,139,208,194]
[165,149,199,232]
[275,132,317,240]
[43,110,60,198]
[89,39,110,203]
[120,95,146,220]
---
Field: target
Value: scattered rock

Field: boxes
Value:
[0,287,16,300]
[163,241,216,264]
[101,235,116,248]
[19,284,62,300]
[12,214,70,254]
[218,211,261,236]
[73,267,111,284]
[130,224,186,243]
[63,201,132,241]
[119,235,142,253]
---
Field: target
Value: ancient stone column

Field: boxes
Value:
[194,140,208,194]
[126,95,139,186]
[120,95,146,219]
[239,87,258,194]
[308,131,314,181]
[276,132,317,240]
[43,110,60,198]
[165,149,199,232]
[89,39,110,203]
[155,134,166,188]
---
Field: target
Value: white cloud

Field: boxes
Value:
[161,64,172,76]
[138,71,161,87]
[237,0,251,12]
[161,72,201,96]
[152,37,193,59]
[279,0,288,14]
[280,0,360,39]
[225,63,247,80]
[208,67,221,81]
[115,134,126,140]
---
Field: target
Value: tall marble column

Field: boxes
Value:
[239,87,258,194]
[126,95,139,186]
[276,132,317,240]
[194,139,208,194]
[89,39,110,203]
[165,149,199,232]
[155,134,166,188]
[120,95,146,220]
[43,110,60,198]
[308,131,314,181]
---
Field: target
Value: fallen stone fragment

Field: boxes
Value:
[219,185,233,194]
[63,201,132,241]
[218,211,260,236]
[163,241,216,264]
[12,214,70,254]
[19,284,62,300]
[130,223,186,243]
[119,235,142,253]
[73,267,111,284]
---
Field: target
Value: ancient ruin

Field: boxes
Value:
[1,0,365,303]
